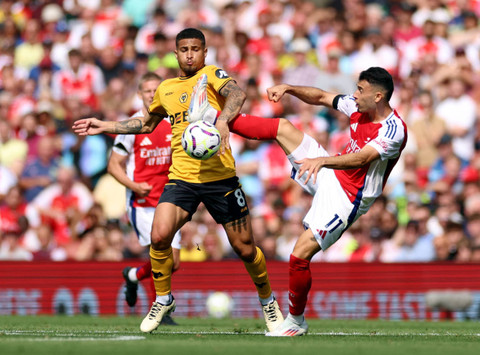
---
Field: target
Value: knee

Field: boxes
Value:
[277,118,294,137]
[150,225,173,250]
[231,241,256,262]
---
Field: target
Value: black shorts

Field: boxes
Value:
[158,176,249,224]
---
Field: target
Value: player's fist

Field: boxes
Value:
[135,182,153,197]
[267,84,289,102]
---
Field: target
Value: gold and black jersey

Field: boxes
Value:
[149,65,235,183]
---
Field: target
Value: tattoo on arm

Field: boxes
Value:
[113,119,143,134]
[218,81,246,122]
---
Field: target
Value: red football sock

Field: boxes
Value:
[135,260,151,281]
[228,113,279,140]
[288,254,312,316]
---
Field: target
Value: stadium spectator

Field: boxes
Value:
[0,185,28,238]
[14,18,44,74]
[347,222,375,262]
[25,165,94,247]
[147,32,179,73]
[316,46,356,95]
[0,164,17,201]
[234,139,267,207]
[276,206,305,262]
[0,231,32,261]
[435,76,477,162]
[19,135,59,202]
[393,219,436,262]
[0,120,27,174]
[51,48,106,111]
[410,90,446,171]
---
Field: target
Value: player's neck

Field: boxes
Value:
[371,105,393,123]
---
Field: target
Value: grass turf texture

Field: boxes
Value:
[2,316,480,355]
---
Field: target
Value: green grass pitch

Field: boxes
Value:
[2,316,480,355]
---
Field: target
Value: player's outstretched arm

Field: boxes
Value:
[217,80,247,154]
[72,111,167,136]
[267,84,338,108]
[296,146,380,185]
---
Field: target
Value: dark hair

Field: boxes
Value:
[153,31,167,42]
[138,72,162,90]
[359,67,394,102]
[68,48,82,58]
[175,28,206,47]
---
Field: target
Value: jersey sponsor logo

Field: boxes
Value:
[374,138,389,152]
[180,92,188,103]
[350,123,358,132]
[169,110,189,125]
[165,92,173,96]
[345,138,361,154]
[140,146,171,158]
[215,69,229,79]
[140,137,153,146]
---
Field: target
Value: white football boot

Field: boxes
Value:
[262,298,284,332]
[188,73,217,124]
[140,299,176,333]
[265,314,308,337]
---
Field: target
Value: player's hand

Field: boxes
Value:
[72,118,106,136]
[267,84,290,102]
[295,157,324,185]
[215,119,231,155]
[134,182,153,197]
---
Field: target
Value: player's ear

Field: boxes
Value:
[204,47,208,59]
[374,90,383,103]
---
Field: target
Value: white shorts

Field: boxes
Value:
[127,205,182,249]
[288,134,361,250]
[287,133,328,195]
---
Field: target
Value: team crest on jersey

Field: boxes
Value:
[215,69,229,79]
[351,123,358,132]
[180,92,188,103]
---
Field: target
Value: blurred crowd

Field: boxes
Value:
[1,0,480,263]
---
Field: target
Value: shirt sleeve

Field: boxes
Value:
[149,85,164,114]
[367,118,406,161]
[334,95,357,118]
[112,134,134,156]
[208,66,233,93]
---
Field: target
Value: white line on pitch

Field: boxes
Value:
[4,330,480,337]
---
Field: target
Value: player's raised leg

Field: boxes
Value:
[188,74,304,153]
[140,202,189,333]
[266,229,320,336]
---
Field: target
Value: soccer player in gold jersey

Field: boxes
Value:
[72,28,283,333]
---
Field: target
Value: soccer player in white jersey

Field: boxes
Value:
[108,72,181,323]
[189,66,407,336]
